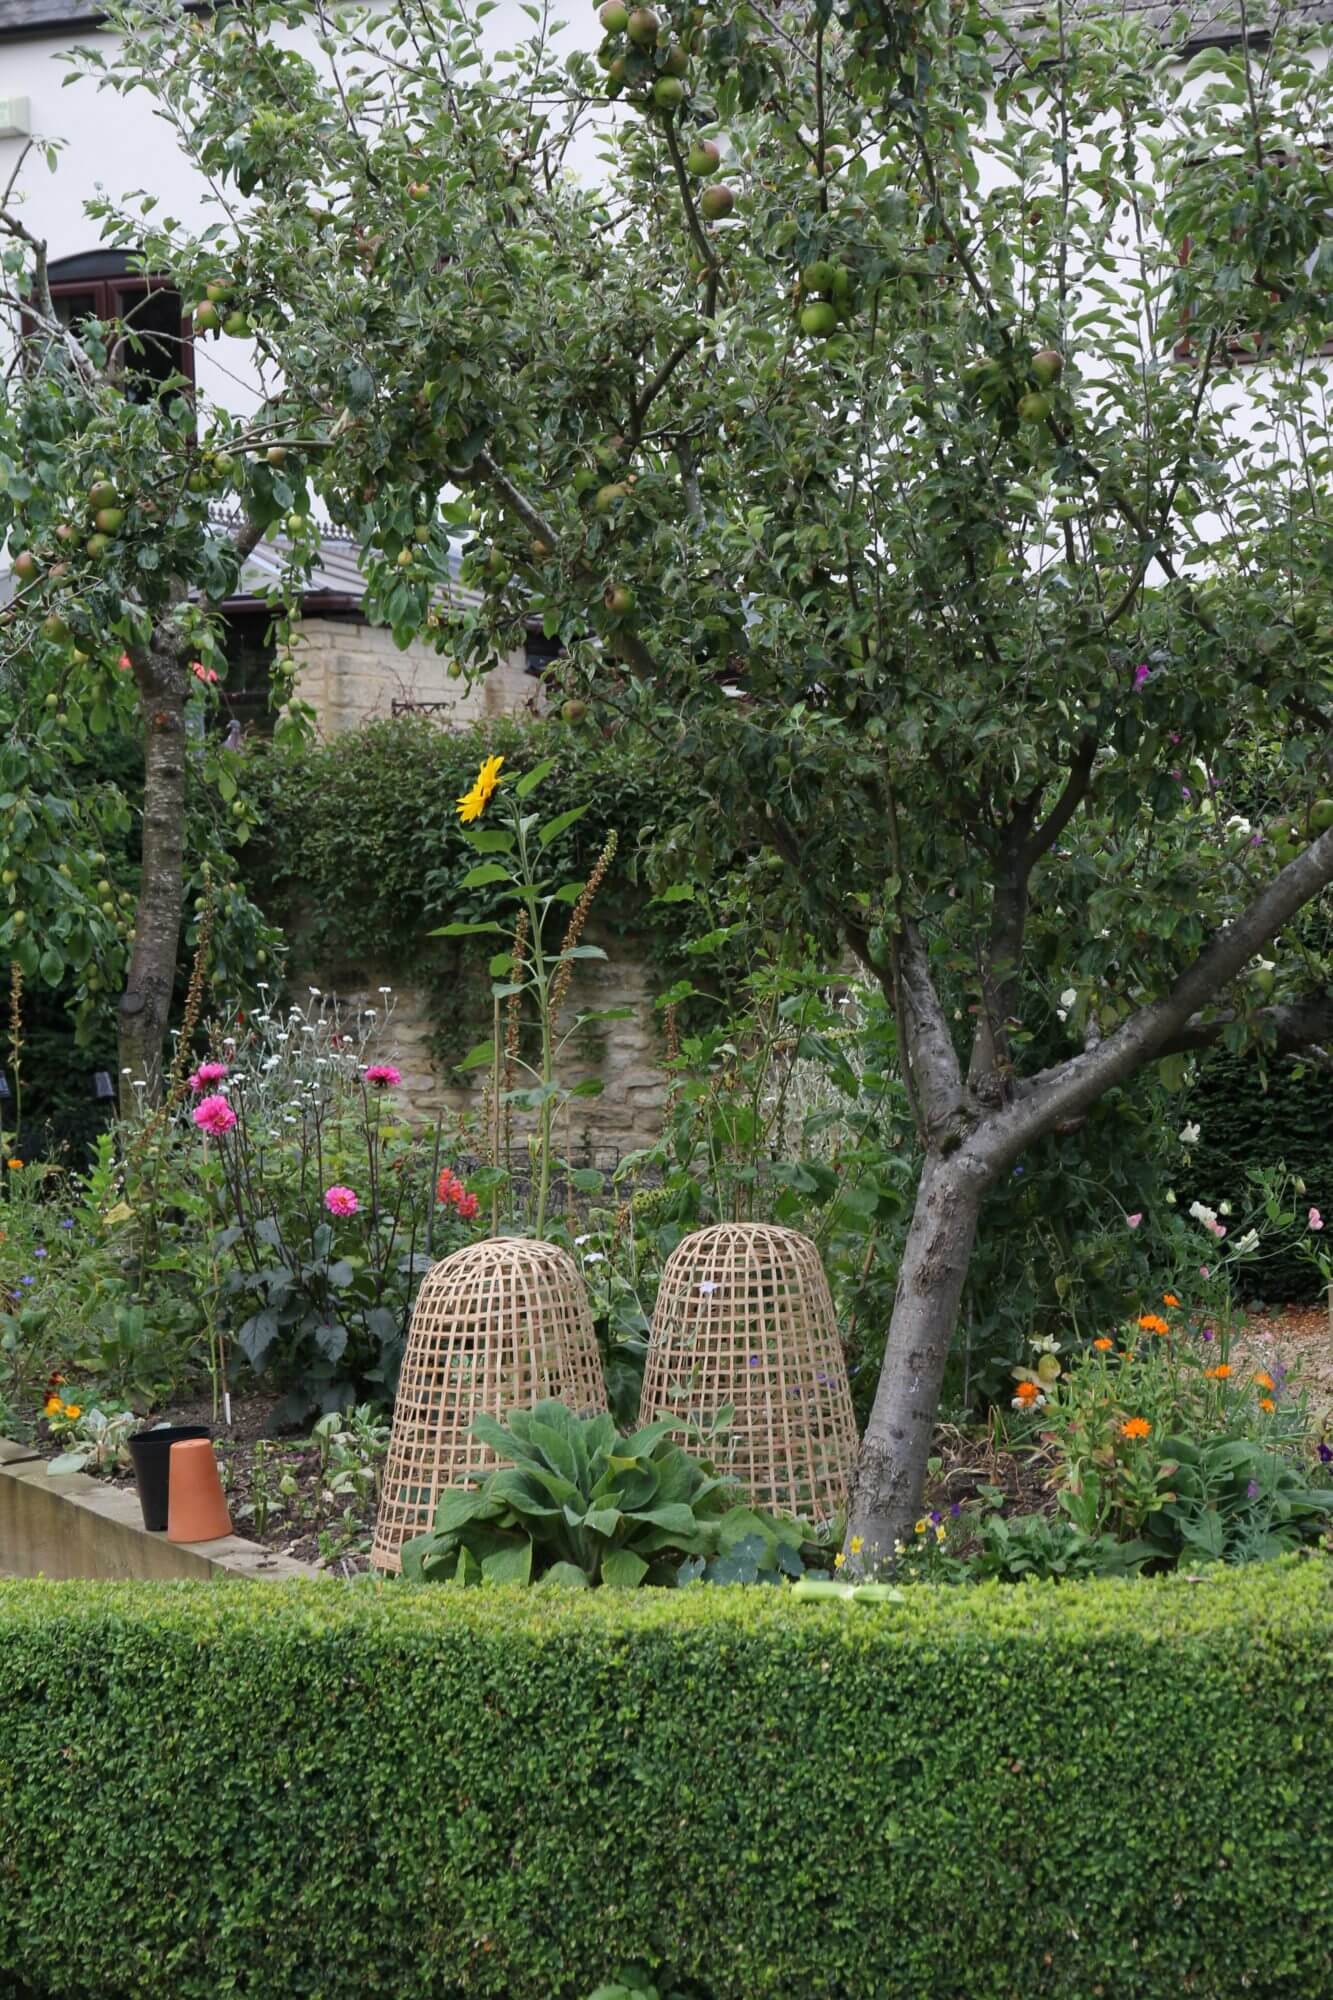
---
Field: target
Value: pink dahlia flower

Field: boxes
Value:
[324,1184,359,1217]
[193,1095,236,1137]
[364,1064,402,1089]
[189,1061,230,1093]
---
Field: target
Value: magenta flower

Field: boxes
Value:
[189,1061,230,1093]
[192,1094,236,1137]
[1132,663,1151,690]
[1126,1212,1143,1229]
[364,1064,402,1089]
[324,1184,359,1217]
[1310,1207,1325,1232]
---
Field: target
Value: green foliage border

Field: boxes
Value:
[2,1565,1332,1999]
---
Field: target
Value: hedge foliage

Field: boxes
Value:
[239,713,765,1065]
[2,1566,1332,1999]
[1186,1047,1333,1298]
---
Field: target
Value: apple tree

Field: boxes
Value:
[95,0,1333,1550]
[0,185,305,1102]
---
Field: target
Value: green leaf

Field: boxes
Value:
[456,1039,497,1072]
[601,1549,649,1589]
[514,757,556,798]
[583,1505,623,1537]
[538,1560,590,1589]
[480,1539,534,1585]
[462,828,515,854]
[538,805,589,848]
[459,861,513,889]
[430,921,506,937]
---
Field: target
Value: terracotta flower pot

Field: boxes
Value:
[129,1425,211,1532]
[166,1438,232,1543]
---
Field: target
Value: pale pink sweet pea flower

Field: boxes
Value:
[324,1184,359,1217]
[1310,1207,1325,1232]
[192,1095,236,1137]
[1126,1212,1143,1229]
[1199,1266,1211,1280]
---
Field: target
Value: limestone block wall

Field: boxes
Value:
[312,925,668,1169]
[293,617,543,737]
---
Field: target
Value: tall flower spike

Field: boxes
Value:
[549,831,618,1026]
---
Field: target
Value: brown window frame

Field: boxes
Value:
[1172,146,1333,365]
[32,251,195,398]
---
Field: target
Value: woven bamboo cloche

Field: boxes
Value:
[639,1222,857,1523]
[372,1236,607,1572]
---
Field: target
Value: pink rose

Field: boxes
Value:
[192,1094,236,1137]
[324,1184,359,1217]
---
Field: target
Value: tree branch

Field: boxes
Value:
[982,828,1333,1161]
[897,915,962,1131]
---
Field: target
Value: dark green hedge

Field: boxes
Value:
[2,1568,1333,1999]
[1186,1047,1333,1299]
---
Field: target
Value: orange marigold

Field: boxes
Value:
[1258,1396,1276,1413]
[1013,1381,1041,1406]
[1137,1313,1170,1335]
[1205,1364,1232,1381]
[1120,1416,1151,1440]
[1253,1371,1275,1391]
[1093,1337,1114,1352]
[1163,1293,1180,1307]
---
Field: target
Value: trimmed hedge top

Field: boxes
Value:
[2,1566,1332,1999]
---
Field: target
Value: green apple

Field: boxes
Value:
[626,6,658,42]
[1031,347,1064,386]
[686,139,720,176]
[800,302,838,338]
[653,75,685,108]
[699,184,734,220]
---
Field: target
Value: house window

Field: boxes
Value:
[1171,147,1333,365]
[44,251,192,401]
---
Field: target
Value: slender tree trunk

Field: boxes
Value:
[847,1148,992,1559]
[118,650,189,1108]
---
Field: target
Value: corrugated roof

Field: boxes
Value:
[998,0,1333,58]
[218,511,480,614]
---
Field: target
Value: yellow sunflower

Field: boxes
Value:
[456,754,505,824]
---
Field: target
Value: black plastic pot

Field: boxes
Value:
[128,1426,212,1532]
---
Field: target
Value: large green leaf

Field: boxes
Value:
[601,1549,649,1589]
[538,1561,591,1589]
[481,1539,534,1585]
[432,1487,503,1533]
[583,1505,623,1538]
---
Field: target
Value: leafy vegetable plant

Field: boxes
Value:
[401,1399,816,1588]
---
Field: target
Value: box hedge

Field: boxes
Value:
[2,1566,1332,1999]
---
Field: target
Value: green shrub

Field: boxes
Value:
[1185,1047,1333,1299]
[2,1567,1333,1999]
[401,1400,814,1587]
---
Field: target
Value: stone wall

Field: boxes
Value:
[293,617,543,737]
[311,923,668,1169]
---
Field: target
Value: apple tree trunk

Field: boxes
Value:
[117,654,189,1109]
